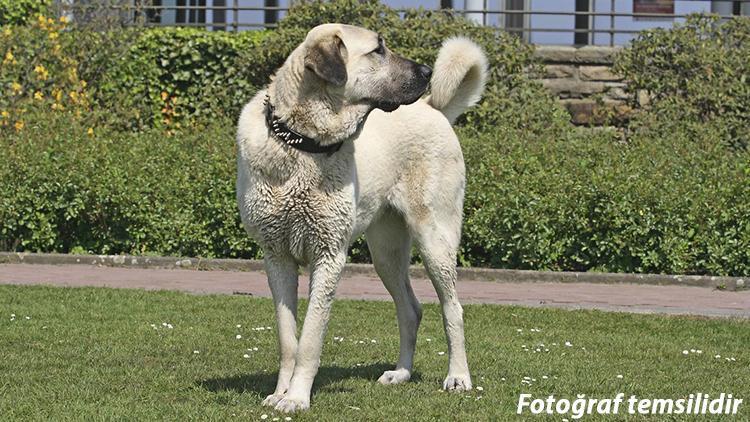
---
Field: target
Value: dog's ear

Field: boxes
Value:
[304,34,347,87]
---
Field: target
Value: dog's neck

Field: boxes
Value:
[267,49,371,147]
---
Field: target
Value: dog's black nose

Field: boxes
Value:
[417,64,432,80]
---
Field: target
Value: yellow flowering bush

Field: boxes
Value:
[0,0,50,26]
[1,15,89,132]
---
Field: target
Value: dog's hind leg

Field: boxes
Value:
[414,212,472,392]
[262,255,300,407]
[366,209,422,385]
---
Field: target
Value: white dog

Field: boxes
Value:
[236,23,487,412]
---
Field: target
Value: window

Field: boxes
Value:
[574,0,591,45]
[176,0,206,25]
[503,0,529,41]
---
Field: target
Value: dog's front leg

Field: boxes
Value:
[262,255,299,407]
[274,251,346,413]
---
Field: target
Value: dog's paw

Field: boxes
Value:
[262,393,286,407]
[442,374,472,391]
[378,368,411,385]
[274,396,310,413]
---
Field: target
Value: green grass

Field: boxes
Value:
[1,285,748,420]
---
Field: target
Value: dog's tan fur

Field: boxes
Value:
[236,23,488,413]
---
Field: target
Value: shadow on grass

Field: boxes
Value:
[200,362,423,397]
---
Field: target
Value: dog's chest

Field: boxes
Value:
[240,165,356,262]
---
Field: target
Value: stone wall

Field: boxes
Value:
[532,46,640,125]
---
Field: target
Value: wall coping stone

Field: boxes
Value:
[534,45,622,65]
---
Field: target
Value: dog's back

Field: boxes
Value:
[352,38,488,236]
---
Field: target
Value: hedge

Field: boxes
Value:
[1,19,267,132]
[460,125,750,276]
[614,14,749,150]
[93,27,267,131]
[1,111,747,275]
[2,0,567,135]
[0,111,259,259]
[1,1,749,276]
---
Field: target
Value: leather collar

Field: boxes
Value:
[264,95,344,154]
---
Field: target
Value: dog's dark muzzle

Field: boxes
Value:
[374,61,432,112]
[416,64,432,80]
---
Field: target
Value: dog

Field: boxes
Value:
[236,23,487,413]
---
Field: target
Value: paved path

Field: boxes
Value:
[1,264,748,318]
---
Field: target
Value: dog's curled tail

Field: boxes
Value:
[426,37,489,124]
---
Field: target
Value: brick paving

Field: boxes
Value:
[1,263,748,318]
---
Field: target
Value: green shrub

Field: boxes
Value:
[615,14,750,150]
[460,125,750,276]
[0,111,260,259]
[93,28,267,131]
[0,0,50,26]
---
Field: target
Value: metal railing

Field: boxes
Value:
[57,1,750,46]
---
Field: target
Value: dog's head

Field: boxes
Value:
[303,24,432,112]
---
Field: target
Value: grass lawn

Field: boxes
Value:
[1,285,748,421]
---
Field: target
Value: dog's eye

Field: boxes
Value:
[372,38,385,55]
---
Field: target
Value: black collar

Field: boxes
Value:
[264,95,344,154]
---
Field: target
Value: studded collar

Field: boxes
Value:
[264,95,344,155]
